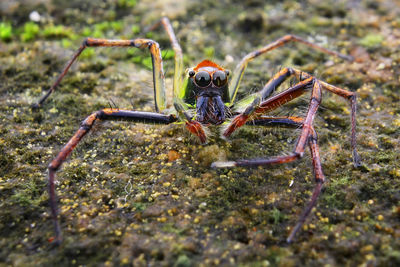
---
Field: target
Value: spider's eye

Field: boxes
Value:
[212,70,228,87]
[188,70,195,77]
[195,71,211,87]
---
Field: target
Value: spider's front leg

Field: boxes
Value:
[172,102,208,143]
[224,70,313,137]
[48,108,177,244]
[225,68,360,166]
[149,17,208,144]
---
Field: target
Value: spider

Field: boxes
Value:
[35,17,361,245]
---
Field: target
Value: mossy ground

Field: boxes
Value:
[1,0,399,266]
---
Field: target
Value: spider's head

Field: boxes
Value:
[187,60,230,125]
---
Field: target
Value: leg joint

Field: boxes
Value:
[95,109,106,120]
[132,39,159,49]
[286,67,295,75]
[293,151,303,159]
[48,162,59,172]
[82,37,89,47]
[348,92,357,101]
[310,96,322,104]
[79,111,102,129]
[281,34,295,42]
[79,123,92,131]
[309,131,318,142]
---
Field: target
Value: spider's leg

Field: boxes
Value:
[160,17,184,96]
[292,70,361,167]
[258,67,293,100]
[48,108,177,244]
[233,67,296,115]
[287,128,325,243]
[171,102,207,144]
[249,115,304,128]
[226,68,360,166]
[149,17,208,144]
[148,17,184,99]
[229,34,353,103]
[34,38,167,112]
[218,115,325,242]
[215,81,323,242]
[224,76,314,137]
[215,79,322,168]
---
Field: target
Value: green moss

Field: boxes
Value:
[131,25,140,35]
[94,22,112,33]
[0,22,13,42]
[268,208,287,225]
[10,178,44,207]
[80,47,96,59]
[359,34,384,48]
[21,22,39,42]
[61,38,73,48]
[117,0,137,8]
[290,20,310,33]
[42,24,74,39]
[173,254,192,267]
[0,144,14,176]
[203,46,215,58]
[162,49,175,60]
[141,57,153,70]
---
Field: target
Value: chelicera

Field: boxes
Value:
[35,17,361,244]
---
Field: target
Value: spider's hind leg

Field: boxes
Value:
[214,80,324,242]
[292,70,361,167]
[287,128,325,243]
[214,115,326,242]
[228,34,354,103]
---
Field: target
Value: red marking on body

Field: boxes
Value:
[223,114,249,137]
[185,121,207,143]
[193,60,225,72]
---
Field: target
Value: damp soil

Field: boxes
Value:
[0,0,399,266]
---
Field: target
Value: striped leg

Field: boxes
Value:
[286,128,325,243]
[48,109,177,244]
[224,76,315,137]
[33,38,167,112]
[218,79,322,167]
[225,68,360,166]
[215,115,326,242]
[149,17,208,143]
[216,80,323,240]
[214,110,326,242]
[251,117,326,243]
[229,34,353,103]
[292,70,360,167]
[149,17,184,98]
